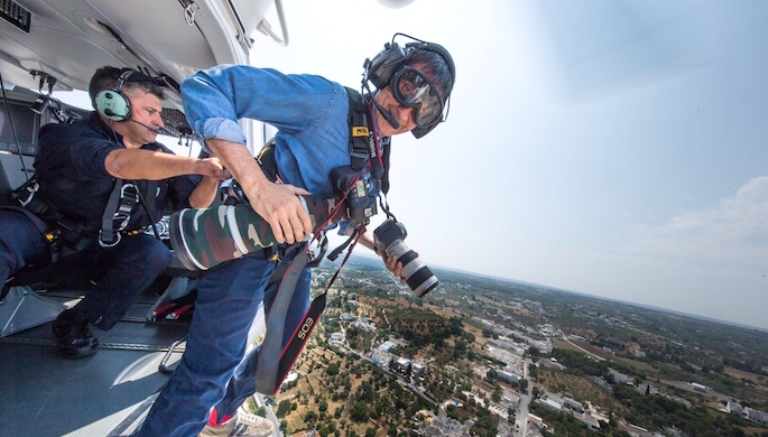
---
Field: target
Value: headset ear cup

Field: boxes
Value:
[367,45,407,90]
[95,89,131,121]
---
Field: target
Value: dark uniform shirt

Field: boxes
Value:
[34,112,200,231]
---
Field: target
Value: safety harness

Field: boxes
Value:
[3,175,146,262]
[254,87,391,394]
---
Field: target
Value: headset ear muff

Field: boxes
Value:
[95,89,131,121]
[94,68,135,122]
[366,43,407,90]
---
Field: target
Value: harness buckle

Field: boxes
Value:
[98,229,122,248]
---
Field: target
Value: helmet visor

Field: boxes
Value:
[391,66,445,128]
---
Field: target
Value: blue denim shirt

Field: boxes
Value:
[181,65,353,197]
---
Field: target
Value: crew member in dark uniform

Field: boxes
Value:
[0,66,228,358]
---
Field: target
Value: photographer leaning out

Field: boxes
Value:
[135,33,456,437]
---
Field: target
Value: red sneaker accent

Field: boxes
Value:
[208,409,234,427]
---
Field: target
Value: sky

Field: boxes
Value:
[246,0,768,330]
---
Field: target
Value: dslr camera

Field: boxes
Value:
[373,219,438,297]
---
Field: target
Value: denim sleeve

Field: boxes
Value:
[181,65,340,145]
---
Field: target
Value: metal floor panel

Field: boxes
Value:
[0,295,187,437]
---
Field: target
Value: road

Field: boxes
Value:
[252,393,281,437]
[514,358,530,436]
[515,389,530,436]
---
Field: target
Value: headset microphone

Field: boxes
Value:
[372,99,400,130]
[128,119,176,137]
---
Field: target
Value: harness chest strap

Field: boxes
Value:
[99,179,139,248]
[345,87,392,194]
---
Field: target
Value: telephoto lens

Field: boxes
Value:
[373,219,438,297]
[169,196,345,271]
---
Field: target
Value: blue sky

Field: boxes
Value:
[250,0,768,329]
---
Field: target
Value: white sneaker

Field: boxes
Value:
[199,409,274,437]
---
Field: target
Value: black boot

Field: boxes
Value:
[52,309,99,359]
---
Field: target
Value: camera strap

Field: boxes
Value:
[254,186,361,395]
[254,243,308,394]
[254,227,364,395]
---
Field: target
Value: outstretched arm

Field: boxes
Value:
[104,149,227,181]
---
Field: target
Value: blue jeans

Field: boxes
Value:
[0,210,169,330]
[137,254,311,436]
[0,210,51,286]
[74,233,170,330]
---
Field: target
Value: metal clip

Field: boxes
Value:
[98,230,122,248]
[19,183,39,207]
[182,0,199,26]
[121,183,138,197]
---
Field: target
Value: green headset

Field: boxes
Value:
[94,68,137,122]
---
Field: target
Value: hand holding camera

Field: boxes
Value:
[373,219,438,297]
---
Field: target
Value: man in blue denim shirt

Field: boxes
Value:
[137,36,455,437]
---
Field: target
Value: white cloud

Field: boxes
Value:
[621,176,768,271]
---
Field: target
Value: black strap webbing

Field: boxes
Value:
[255,246,308,394]
[255,228,363,395]
[99,180,138,247]
[99,179,124,247]
[344,87,371,172]
[343,87,390,194]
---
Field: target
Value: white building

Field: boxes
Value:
[378,341,396,352]
[500,391,520,410]
[392,357,412,374]
[370,351,390,366]
[608,368,630,384]
[538,358,566,371]
[351,317,375,332]
[691,382,712,392]
[528,414,544,428]
[537,397,563,412]
[573,412,600,431]
[497,370,521,384]
[563,398,584,413]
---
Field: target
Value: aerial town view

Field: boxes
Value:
[257,255,768,437]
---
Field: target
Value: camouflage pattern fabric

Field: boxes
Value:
[170,196,344,270]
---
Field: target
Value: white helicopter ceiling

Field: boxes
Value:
[0,0,275,112]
